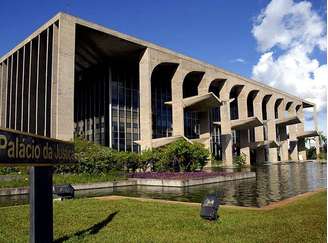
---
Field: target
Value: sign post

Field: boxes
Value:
[29,166,53,242]
[0,128,76,243]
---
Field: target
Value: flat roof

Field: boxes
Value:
[0,12,316,107]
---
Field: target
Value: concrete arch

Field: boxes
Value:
[296,104,302,113]
[247,90,259,118]
[285,101,293,111]
[150,62,179,139]
[208,78,226,97]
[182,71,205,98]
[262,94,272,121]
[229,85,244,120]
[274,98,284,119]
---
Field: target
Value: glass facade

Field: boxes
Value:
[232,130,241,156]
[151,77,172,138]
[210,107,222,160]
[184,111,200,139]
[74,62,140,152]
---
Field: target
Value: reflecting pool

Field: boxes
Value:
[0,161,326,208]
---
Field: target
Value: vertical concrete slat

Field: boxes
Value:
[29,38,38,134]
[28,41,33,133]
[139,48,152,149]
[7,57,12,128]
[21,46,25,131]
[11,54,17,129]
[46,26,53,137]
[15,50,19,130]
[52,16,75,140]
[8,55,13,128]
[44,28,49,136]
[35,35,40,134]
[51,23,58,138]
[0,60,7,127]
[0,63,2,126]
[22,43,30,132]
[16,49,24,131]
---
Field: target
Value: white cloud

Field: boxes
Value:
[230,58,246,63]
[252,0,326,52]
[252,0,327,113]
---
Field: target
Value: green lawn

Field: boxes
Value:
[0,191,326,243]
[0,172,126,188]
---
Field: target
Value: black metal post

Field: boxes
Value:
[29,166,53,243]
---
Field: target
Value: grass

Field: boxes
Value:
[0,191,326,242]
[0,172,126,188]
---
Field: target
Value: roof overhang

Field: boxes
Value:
[134,136,192,148]
[250,140,279,149]
[275,116,301,126]
[297,130,319,139]
[190,136,210,145]
[231,116,263,130]
[213,116,263,130]
[165,92,223,112]
[302,100,315,108]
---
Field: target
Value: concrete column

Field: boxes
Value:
[238,88,250,165]
[171,66,185,137]
[278,100,289,161]
[253,92,265,162]
[51,15,75,141]
[0,62,4,127]
[288,103,298,160]
[297,106,307,160]
[139,48,153,150]
[220,84,233,167]
[266,96,278,162]
[313,105,320,158]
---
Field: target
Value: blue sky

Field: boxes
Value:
[0,0,326,133]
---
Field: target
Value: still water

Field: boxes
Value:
[0,161,326,208]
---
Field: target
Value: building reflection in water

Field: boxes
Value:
[0,162,326,208]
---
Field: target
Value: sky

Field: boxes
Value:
[0,0,327,133]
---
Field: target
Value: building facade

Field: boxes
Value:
[0,13,320,167]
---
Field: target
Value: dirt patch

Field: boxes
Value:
[96,188,326,210]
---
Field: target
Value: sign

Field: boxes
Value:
[0,128,75,166]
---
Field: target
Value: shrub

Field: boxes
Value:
[138,149,161,172]
[156,139,209,172]
[306,147,316,160]
[319,152,327,160]
[55,137,137,175]
[233,153,247,168]
[56,137,210,175]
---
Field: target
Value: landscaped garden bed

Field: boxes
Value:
[128,171,234,180]
[128,171,255,187]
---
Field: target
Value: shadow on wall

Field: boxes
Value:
[54,211,118,243]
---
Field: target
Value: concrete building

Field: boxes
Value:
[0,13,321,167]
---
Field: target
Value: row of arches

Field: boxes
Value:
[150,62,302,140]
